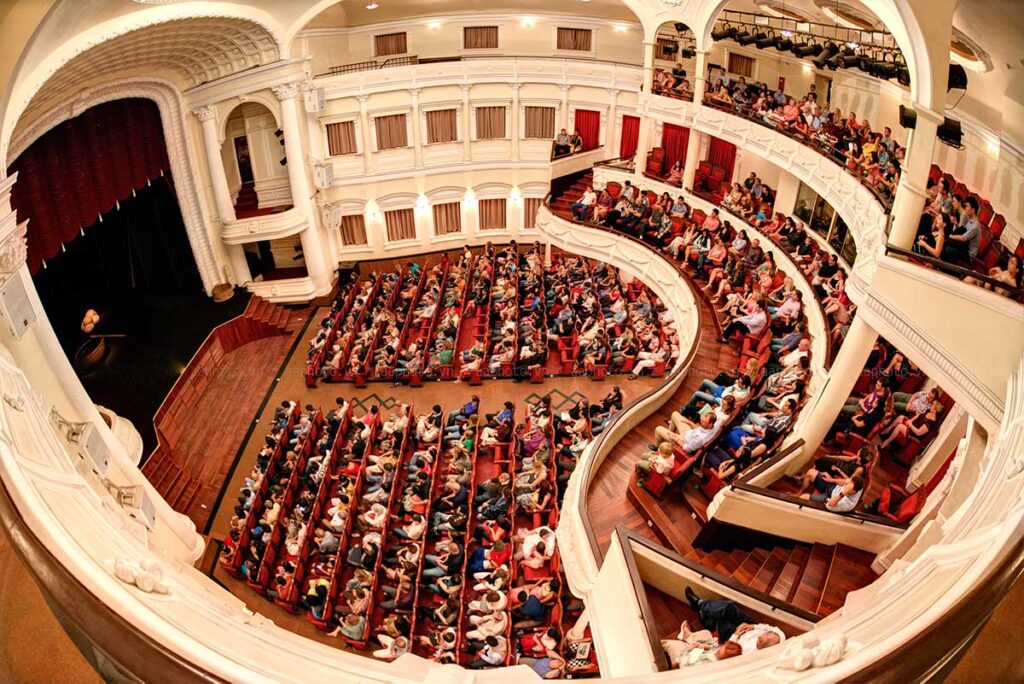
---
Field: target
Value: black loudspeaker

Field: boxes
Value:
[937,118,963,148]
[947,64,968,91]
[899,104,917,129]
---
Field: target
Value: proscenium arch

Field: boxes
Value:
[2,80,221,293]
[0,2,288,175]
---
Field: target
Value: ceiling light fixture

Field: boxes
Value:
[365,1,378,9]
[427,21,441,30]
[521,17,536,27]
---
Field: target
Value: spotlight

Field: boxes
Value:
[937,117,963,149]
[775,35,793,51]
[836,48,858,69]
[755,32,776,49]
[680,47,696,59]
[896,65,911,86]
[948,64,968,92]
[738,31,764,46]
[733,30,750,44]
[279,157,288,166]
[793,41,818,58]
[674,22,689,34]
[898,104,917,129]
[662,42,679,57]
[711,25,738,41]
[811,42,839,69]
[274,129,283,137]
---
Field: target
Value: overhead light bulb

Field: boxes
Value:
[365,2,378,9]
[521,17,536,27]
[427,21,441,30]
[614,24,628,33]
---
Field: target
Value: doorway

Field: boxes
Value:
[234,136,254,184]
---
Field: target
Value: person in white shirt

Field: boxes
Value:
[572,186,598,221]
[685,589,786,654]
[653,412,722,454]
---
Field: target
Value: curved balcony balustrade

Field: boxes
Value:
[221,206,306,245]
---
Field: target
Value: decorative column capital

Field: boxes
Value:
[460,84,472,95]
[356,94,370,105]
[510,83,522,94]
[272,82,300,101]
[0,220,28,277]
[408,87,421,99]
[607,88,620,101]
[191,105,216,123]
[559,83,572,94]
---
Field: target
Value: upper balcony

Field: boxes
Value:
[221,206,307,245]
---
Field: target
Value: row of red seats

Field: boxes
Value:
[305,280,360,387]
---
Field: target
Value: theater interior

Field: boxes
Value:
[0,0,1022,681]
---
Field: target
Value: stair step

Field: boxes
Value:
[749,547,791,594]
[770,544,811,603]
[817,544,877,616]
[732,548,770,585]
[791,543,834,614]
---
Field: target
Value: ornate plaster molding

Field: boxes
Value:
[271,82,300,101]
[191,105,216,122]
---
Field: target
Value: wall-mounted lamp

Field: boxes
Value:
[427,21,441,30]
[415,194,430,214]
[521,17,536,28]
[510,187,523,204]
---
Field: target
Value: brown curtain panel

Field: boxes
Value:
[464,26,499,49]
[478,199,507,230]
[524,106,555,139]
[656,38,678,61]
[385,208,416,242]
[325,121,357,156]
[727,53,755,78]
[432,202,462,235]
[524,197,544,229]
[375,32,408,56]
[426,109,458,143]
[340,214,368,246]
[374,114,408,150]
[475,106,506,140]
[557,27,592,51]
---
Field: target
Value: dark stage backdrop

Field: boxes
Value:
[8,98,169,274]
[18,98,249,458]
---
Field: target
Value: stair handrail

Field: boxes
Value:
[728,479,911,529]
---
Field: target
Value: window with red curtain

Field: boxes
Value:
[8,98,169,274]
[707,137,737,183]
[573,109,601,151]
[619,115,640,158]
[661,123,690,174]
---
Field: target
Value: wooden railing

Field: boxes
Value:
[729,480,911,530]
[318,53,642,78]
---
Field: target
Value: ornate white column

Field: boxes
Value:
[605,89,619,157]
[682,50,710,192]
[794,315,879,454]
[357,95,373,176]
[510,83,521,162]
[0,173,205,562]
[461,84,473,161]
[642,41,656,93]
[634,97,652,181]
[273,82,332,296]
[409,88,423,168]
[559,84,571,130]
[888,106,942,249]
[192,105,250,286]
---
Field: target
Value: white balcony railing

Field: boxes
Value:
[221,207,306,245]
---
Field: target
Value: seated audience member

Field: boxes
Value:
[572,186,597,221]
[684,589,785,653]
[553,129,572,157]
[800,474,865,513]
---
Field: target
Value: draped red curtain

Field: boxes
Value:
[707,137,737,183]
[619,115,640,158]
[8,98,169,274]
[661,123,690,173]
[573,109,601,151]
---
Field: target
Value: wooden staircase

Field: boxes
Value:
[683,541,877,618]
[549,172,594,219]
[141,444,201,514]
[243,294,294,336]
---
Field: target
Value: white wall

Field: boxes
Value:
[299,15,645,76]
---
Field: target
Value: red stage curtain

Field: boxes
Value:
[661,123,690,174]
[707,137,737,183]
[619,115,640,158]
[8,98,169,274]
[573,109,601,151]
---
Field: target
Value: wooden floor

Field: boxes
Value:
[585,283,740,557]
